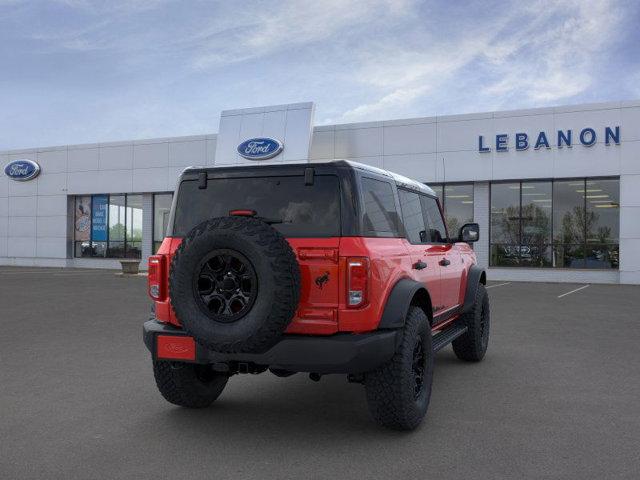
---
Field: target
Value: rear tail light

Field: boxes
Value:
[148,255,166,300]
[347,257,369,308]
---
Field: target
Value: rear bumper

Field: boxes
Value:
[143,320,399,374]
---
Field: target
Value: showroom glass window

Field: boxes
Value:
[73,194,144,259]
[553,179,619,269]
[428,183,474,235]
[153,193,173,253]
[125,195,143,258]
[490,178,619,269]
[490,182,521,266]
[108,195,126,257]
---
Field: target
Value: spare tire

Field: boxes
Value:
[169,216,301,353]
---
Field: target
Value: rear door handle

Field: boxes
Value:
[413,260,427,270]
[439,258,451,267]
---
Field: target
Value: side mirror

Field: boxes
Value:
[458,223,480,243]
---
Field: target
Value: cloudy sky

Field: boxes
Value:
[1,0,638,150]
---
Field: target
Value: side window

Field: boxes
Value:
[361,177,401,236]
[420,195,448,243]
[399,189,427,244]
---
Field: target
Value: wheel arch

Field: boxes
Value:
[378,278,434,329]
[462,265,486,314]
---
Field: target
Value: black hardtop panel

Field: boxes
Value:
[180,160,436,196]
[180,161,352,181]
[173,161,434,238]
[171,161,359,237]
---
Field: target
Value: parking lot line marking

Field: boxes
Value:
[557,284,590,298]
[486,282,511,289]
[0,271,62,275]
[51,272,117,276]
[0,270,114,276]
[0,268,93,272]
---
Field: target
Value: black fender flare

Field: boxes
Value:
[377,278,432,329]
[462,266,486,313]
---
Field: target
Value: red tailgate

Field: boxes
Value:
[286,238,341,335]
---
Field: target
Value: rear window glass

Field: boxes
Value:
[361,177,401,236]
[172,175,340,237]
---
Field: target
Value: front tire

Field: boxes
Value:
[153,361,228,408]
[452,283,490,362]
[364,307,433,431]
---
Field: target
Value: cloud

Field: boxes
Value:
[15,0,416,67]
[51,0,172,13]
[0,0,635,150]
[481,0,622,104]
[335,0,626,122]
[339,85,429,121]
[191,0,415,70]
[338,35,494,121]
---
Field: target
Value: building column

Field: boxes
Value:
[619,174,640,284]
[473,182,489,270]
[141,193,154,271]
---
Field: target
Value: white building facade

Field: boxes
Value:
[1,100,639,284]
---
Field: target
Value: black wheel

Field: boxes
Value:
[153,360,228,408]
[169,216,301,353]
[452,283,490,362]
[193,249,258,322]
[364,307,433,431]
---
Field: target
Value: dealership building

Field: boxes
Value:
[1,100,639,284]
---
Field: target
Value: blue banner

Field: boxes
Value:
[91,195,108,242]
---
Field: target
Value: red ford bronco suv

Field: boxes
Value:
[144,160,489,430]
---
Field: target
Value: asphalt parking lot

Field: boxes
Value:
[1,268,639,479]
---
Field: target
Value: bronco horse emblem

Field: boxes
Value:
[315,271,330,290]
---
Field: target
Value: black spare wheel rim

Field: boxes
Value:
[194,249,258,322]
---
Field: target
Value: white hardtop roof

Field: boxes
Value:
[339,160,436,197]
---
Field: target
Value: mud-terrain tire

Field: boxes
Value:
[364,307,433,431]
[153,360,228,408]
[169,216,301,353]
[452,283,490,362]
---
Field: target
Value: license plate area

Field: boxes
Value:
[156,335,196,361]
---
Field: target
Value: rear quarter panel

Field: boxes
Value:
[337,237,413,332]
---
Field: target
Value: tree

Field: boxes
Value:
[109,223,125,241]
[492,203,551,266]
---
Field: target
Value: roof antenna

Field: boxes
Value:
[442,157,446,184]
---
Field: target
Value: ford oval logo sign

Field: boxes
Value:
[4,159,41,182]
[237,137,283,160]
